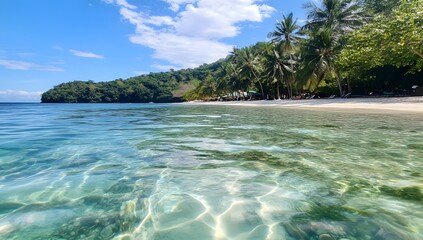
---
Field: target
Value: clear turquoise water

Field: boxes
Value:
[0,103,422,240]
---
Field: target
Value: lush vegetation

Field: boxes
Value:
[41,62,221,103]
[187,0,423,100]
[42,0,423,103]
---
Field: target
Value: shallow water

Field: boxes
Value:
[0,103,422,240]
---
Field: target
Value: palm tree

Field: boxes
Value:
[237,47,265,99]
[197,74,218,98]
[228,48,251,96]
[268,12,301,98]
[300,0,365,96]
[298,28,344,95]
[269,13,301,55]
[217,62,239,98]
[303,0,365,35]
[262,43,294,99]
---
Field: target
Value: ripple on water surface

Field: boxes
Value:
[0,103,422,240]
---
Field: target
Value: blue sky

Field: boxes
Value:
[0,0,310,102]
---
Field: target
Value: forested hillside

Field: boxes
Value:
[41,62,222,103]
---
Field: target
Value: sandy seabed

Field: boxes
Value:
[184,97,423,114]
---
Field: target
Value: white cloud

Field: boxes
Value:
[151,63,179,71]
[130,33,232,68]
[0,59,64,71]
[134,70,148,75]
[103,0,137,9]
[145,16,175,26]
[69,49,104,59]
[105,0,275,69]
[116,0,137,9]
[163,0,196,12]
[298,19,307,24]
[0,90,43,102]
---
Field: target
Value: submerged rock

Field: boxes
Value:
[50,213,121,240]
[100,225,114,238]
[119,199,137,232]
[79,195,124,212]
[319,233,335,240]
[374,228,403,240]
[310,221,346,236]
[106,180,134,194]
[284,222,309,239]
[350,218,380,238]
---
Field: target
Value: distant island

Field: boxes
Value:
[42,0,423,103]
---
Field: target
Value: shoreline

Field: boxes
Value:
[183,97,423,114]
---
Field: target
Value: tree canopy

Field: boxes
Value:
[41,62,222,103]
[361,0,401,14]
[339,0,423,75]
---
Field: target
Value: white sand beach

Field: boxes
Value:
[185,97,423,113]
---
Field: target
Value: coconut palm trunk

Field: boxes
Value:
[335,68,344,96]
[276,82,281,100]
[253,72,265,99]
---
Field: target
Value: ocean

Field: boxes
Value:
[0,103,422,239]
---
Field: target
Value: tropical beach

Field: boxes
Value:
[1,0,423,239]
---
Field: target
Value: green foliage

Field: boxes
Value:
[339,0,423,77]
[298,27,347,95]
[361,0,401,14]
[196,74,219,98]
[42,78,173,103]
[41,62,222,103]
[181,1,368,100]
[42,81,100,103]
[182,89,200,101]
[300,0,366,95]
[314,79,339,96]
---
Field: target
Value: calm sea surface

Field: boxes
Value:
[0,103,422,240]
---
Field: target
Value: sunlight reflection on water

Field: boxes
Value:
[0,103,422,240]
